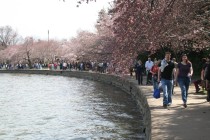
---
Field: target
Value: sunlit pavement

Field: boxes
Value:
[129,76,210,140]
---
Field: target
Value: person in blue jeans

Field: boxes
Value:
[150,61,159,91]
[175,54,193,108]
[158,52,176,108]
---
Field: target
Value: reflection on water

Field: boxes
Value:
[0,73,144,139]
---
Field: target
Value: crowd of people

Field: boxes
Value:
[1,53,210,109]
[0,63,47,70]
[47,61,109,73]
[0,61,110,73]
[131,52,210,109]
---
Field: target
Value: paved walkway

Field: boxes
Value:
[129,77,210,140]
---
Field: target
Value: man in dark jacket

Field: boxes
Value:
[135,60,144,85]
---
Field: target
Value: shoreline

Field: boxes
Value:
[0,70,151,140]
[1,70,209,140]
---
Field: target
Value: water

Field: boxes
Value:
[0,73,144,140]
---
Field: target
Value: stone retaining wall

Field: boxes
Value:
[0,70,151,140]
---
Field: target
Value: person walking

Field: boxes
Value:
[158,52,176,108]
[134,61,138,80]
[145,57,153,85]
[205,61,210,102]
[175,54,193,108]
[134,60,138,80]
[136,60,144,85]
[201,56,210,92]
[172,58,178,94]
[150,61,159,91]
[193,57,207,93]
[204,56,210,101]
[201,57,209,80]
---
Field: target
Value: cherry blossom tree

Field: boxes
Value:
[1,0,209,73]
[104,0,210,72]
[0,38,62,67]
[0,45,21,63]
[16,37,34,68]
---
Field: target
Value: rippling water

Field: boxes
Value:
[0,73,144,140]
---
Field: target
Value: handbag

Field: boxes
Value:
[153,88,160,99]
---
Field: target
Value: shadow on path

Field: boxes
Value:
[129,76,210,140]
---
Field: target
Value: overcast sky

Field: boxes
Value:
[0,0,112,40]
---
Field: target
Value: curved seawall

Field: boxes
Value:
[0,70,151,140]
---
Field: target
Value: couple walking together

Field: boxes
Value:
[157,52,193,108]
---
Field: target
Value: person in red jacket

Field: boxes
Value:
[150,61,159,91]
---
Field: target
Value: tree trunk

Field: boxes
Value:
[27,51,33,69]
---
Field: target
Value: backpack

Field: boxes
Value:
[153,89,160,99]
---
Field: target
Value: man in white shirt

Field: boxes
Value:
[145,57,154,84]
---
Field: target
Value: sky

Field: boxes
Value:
[0,0,113,40]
